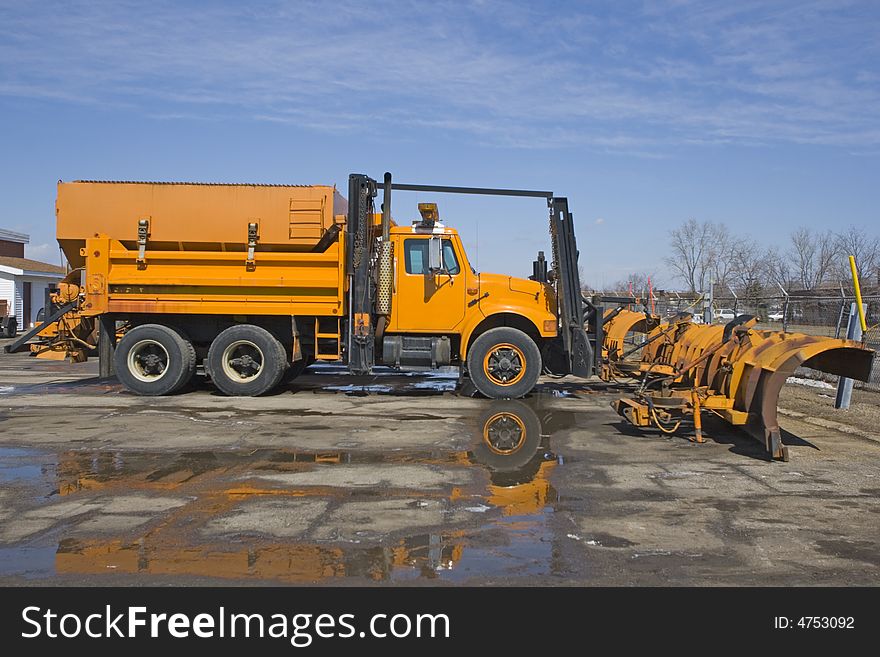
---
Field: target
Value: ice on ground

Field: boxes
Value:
[786,376,835,390]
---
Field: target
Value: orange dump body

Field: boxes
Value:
[56,181,346,268]
[55,181,349,318]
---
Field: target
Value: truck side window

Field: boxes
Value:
[404,239,428,274]
[404,239,460,275]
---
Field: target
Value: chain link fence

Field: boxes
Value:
[632,292,880,391]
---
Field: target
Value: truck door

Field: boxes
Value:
[395,236,466,331]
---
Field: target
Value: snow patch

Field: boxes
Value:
[786,376,835,390]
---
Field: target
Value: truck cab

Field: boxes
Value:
[381,216,559,397]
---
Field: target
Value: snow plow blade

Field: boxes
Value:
[601,312,875,461]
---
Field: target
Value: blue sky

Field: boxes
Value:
[1,0,878,287]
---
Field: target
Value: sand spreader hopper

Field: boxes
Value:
[601,309,874,460]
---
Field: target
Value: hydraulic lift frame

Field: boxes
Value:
[344,173,594,379]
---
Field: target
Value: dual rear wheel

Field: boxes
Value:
[114,324,196,396]
[205,324,288,396]
[115,323,293,397]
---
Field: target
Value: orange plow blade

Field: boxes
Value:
[601,312,875,461]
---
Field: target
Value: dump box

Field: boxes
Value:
[56,181,348,318]
[57,181,347,267]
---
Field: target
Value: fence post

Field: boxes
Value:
[704,281,714,324]
[834,302,866,410]
[777,282,790,332]
[835,286,846,339]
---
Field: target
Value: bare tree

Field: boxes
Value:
[789,227,816,290]
[707,223,742,291]
[814,231,838,288]
[788,227,838,290]
[662,220,880,296]
[730,237,770,293]
[667,219,714,293]
[833,225,880,287]
[578,263,588,292]
[608,271,657,297]
[764,245,794,291]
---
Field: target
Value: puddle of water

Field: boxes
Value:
[0,378,122,396]
[441,514,555,582]
[0,446,56,494]
[0,545,58,579]
[0,396,577,583]
[307,364,458,378]
[410,380,458,392]
[325,384,394,394]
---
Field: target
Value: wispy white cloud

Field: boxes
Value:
[0,0,878,153]
[25,242,61,265]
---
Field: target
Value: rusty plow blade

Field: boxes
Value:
[600,308,662,379]
[601,312,875,461]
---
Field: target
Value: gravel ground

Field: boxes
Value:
[1,342,878,586]
[780,380,880,441]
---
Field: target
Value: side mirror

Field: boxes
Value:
[428,236,443,272]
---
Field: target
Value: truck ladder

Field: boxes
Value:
[315,317,342,361]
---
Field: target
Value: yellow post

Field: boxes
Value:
[849,255,867,333]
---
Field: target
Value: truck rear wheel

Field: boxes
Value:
[466,327,541,398]
[2,317,17,338]
[206,324,287,396]
[114,324,196,396]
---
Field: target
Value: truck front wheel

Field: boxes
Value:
[466,327,541,398]
[206,324,287,396]
[115,324,196,396]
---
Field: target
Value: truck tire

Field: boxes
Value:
[466,326,541,399]
[2,317,16,338]
[470,399,542,472]
[206,324,287,396]
[115,324,196,396]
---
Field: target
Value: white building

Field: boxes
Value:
[0,228,66,335]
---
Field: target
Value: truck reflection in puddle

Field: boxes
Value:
[51,398,574,582]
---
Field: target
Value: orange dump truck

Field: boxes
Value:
[8,173,592,397]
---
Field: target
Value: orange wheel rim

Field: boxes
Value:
[483,411,527,454]
[482,343,526,386]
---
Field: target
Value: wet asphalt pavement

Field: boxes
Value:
[0,346,878,586]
